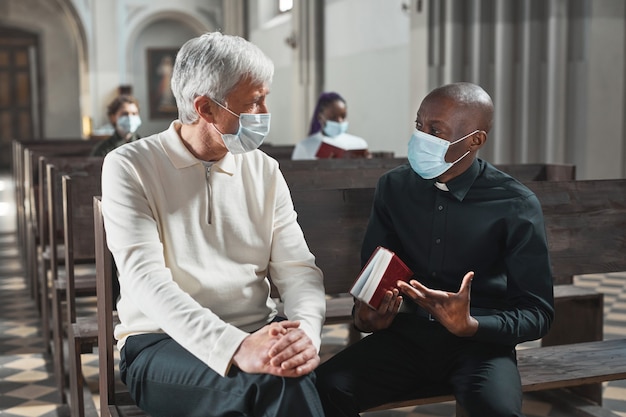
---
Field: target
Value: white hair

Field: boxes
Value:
[171,32,274,124]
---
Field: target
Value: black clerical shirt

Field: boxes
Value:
[362,158,555,346]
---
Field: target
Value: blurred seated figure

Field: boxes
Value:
[292,92,368,160]
[91,95,142,156]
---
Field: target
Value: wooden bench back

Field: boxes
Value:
[259,144,295,160]
[291,178,626,297]
[19,141,99,273]
[279,157,407,171]
[281,158,407,190]
[495,163,575,181]
[43,157,103,325]
[24,140,99,227]
[94,196,150,417]
[94,196,117,417]
[38,156,101,276]
[61,160,104,262]
[292,188,374,294]
[526,179,626,280]
[259,144,399,161]
[13,139,97,239]
[281,160,574,190]
[44,156,103,261]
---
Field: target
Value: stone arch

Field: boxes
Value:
[123,8,217,132]
[124,8,217,79]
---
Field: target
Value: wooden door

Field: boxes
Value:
[0,28,41,171]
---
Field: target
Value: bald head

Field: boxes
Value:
[426,82,494,133]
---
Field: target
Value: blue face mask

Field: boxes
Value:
[212,100,271,154]
[407,129,476,179]
[116,115,142,137]
[323,120,349,138]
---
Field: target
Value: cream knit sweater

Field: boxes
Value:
[102,121,325,376]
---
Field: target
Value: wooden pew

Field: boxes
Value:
[62,167,105,417]
[94,197,150,417]
[259,143,398,161]
[37,155,99,347]
[41,156,102,407]
[13,139,97,244]
[367,339,626,416]
[279,161,578,342]
[280,159,574,191]
[13,139,99,301]
[494,162,576,182]
[259,143,295,160]
[92,178,621,416]
[287,178,626,413]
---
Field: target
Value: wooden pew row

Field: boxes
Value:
[38,157,566,410]
[10,143,103,416]
[62,166,105,417]
[37,155,101,351]
[287,178,626,413]
[12,139,97,246]
[281,159,575,196]
[93,177,623,417]
[279,158,573,178]
[259,143,397,160]
[14,139,97,251]
[367,339,626,416]
[40,156,103,413]
[259,143,296,160]
[27,148,98,336]
[12,139,99,301]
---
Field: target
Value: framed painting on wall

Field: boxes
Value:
[147,48,179,119]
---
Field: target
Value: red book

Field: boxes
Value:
[349,246,413,309]
[315,141,368,159]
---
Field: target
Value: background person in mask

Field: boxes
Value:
[91,94,142,156]
[315,82,554,417]
[100,32,326,417]
[291,91,369,160]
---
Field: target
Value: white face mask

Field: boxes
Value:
[323,120,349,138]
[212,100,271,154]
[116,115,142,137]
[407,129,477,179]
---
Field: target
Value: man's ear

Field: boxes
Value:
[194,96,216,123]
[469,130,487,151]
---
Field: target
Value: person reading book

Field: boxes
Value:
[291,92,369,160]
[315,82,555,417]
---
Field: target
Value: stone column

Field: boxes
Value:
[222,0,247,38]
[291,0,323,140]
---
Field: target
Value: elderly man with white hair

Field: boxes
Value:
[101,32,326,417]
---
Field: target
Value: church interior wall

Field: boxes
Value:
[0,0,624,179]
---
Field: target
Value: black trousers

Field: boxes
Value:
[315,313,524,417]
[120,333,325,417]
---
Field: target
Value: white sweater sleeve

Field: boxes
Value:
[267,172,326,350]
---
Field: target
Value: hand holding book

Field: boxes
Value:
[350,246,413,309]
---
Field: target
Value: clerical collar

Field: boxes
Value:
[434,182,449,191]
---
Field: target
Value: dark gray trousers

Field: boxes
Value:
[315,313,524,417]
[120,333,325,417]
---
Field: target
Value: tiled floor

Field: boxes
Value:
[1,170,625,417]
